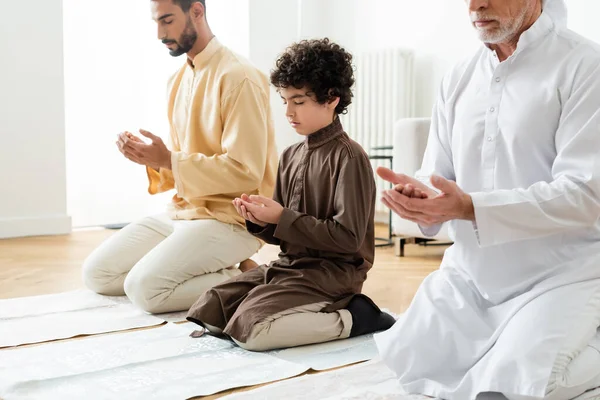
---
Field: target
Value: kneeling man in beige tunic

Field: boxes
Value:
[82,0,278,314]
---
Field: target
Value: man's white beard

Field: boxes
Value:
[476,25,517,44]
[472,7,529,45]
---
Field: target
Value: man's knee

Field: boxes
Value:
[82,252,125,296]
[123,269,165,314]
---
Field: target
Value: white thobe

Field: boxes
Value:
[375,2,600,399]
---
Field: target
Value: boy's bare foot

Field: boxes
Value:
[239,259,259,273]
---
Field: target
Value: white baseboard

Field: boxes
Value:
[0,215,72,239]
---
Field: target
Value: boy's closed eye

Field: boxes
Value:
[281,94,308,106]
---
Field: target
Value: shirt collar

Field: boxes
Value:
[513,11,554,55]
[305,117,345,149]
[484,11,554,64]
[187,36,222,70]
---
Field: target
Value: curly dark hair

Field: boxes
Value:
[270,38,355,115]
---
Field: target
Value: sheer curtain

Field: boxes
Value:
[63,0,249,227]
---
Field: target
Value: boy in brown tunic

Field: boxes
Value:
[187,38,394,351]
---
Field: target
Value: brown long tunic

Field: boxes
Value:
[187,118,376,342]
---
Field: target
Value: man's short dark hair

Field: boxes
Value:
[173,0,205,12]
[270,38,355,115]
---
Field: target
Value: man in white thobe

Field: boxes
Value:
[375,0,600,399]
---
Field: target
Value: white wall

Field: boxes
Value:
[247,0,305,153]
[63,0,179,228]
[0,0,71,238]
[567,0,600,42]
[247,0,344,153]
[324,0,481,117]
[208,0,250,56]
[5,0,597,235]
[323,0,600,118]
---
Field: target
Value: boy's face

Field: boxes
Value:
[279,87,339,136]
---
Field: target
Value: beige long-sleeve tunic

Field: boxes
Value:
[147,38,278,226]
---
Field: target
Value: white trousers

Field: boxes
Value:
[82,215,260,313]
[479,329,600,400]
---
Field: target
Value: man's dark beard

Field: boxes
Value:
[164,18,197,57]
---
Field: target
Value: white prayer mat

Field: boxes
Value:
[0,320,383,399]
[221,358,600,400]
[0,323,308,400]
[267,332,378,371]
[174,321,380,372]
[105,293,188,323]
[222,358,435,400]
[0,290,164,348]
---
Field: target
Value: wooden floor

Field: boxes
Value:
[0,226,446,398]
[0,227,445,312]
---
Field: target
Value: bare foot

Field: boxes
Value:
[239,259,259,273]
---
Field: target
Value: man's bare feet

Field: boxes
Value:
[239,259,259,273]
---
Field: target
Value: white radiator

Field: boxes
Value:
[340,48,415,222]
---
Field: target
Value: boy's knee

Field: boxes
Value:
[232,321,273,351]
[186,288,227,326]
[233,333,271,352]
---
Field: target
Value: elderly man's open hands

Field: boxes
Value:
[377,167,475,227]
